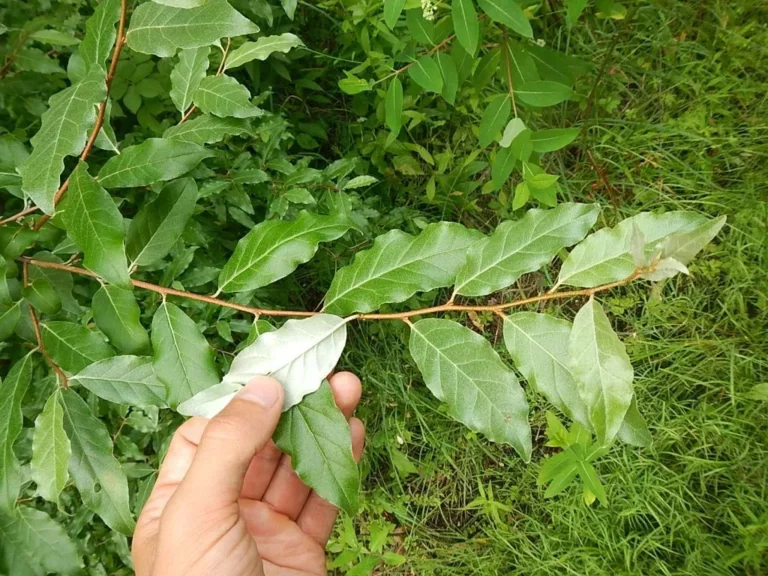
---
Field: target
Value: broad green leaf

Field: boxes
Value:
[338,75,371,95]
[384,0,407,29]
[19,70,106,214]
[126,0,259,57]
[343,175,378,190]
[92,286,151,355]
[59,163,131,288]
[503,312,590,428]
[409,319,531,459]
[193,75,263,118]
[453,203,599,297]
[491,145,517,190]
[60,389,135,534]
[274,381,359,514]
[170,47,210,115]
[617,398,651,447]
[153,0,211,7]
[531,127,580,152]
[126,178,199,267]
[385,77,403,136]
[41,321,115,375]
[80,0,120,71]
[405,9,435,45]
[525,43,580,85]
[507,41,540,85]
[558,211,712,288]
[473,47,502,89]
[657,215,726,265]
[0,353,34,510]
[477,0,532,38]
[478,94,511,148]
[97,138,213,188]
[151,302,219,406]
[23,278,61,315]
[225,33,303,70]
[517,81,573,107]
[407,55,443,94]
[0,303,20,341]
[567,0,589,27]
[15,48,65,74]
[281,0,297,19]
[453,0,479,54]
[0,506,81,576]
[569,298,633,445]
[218,211,354,293]
[164,114,248,145]
[499,117,526,147]
[31,30,80,46]
[27,252,81,315]
[435,53,459,104]
[31,390,70,505]
[324,222,483,316]
[70,356,168,408]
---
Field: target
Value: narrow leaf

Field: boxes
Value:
[0,353,34,510]
[477,0,532,38]
[435,52,459,104]
[405,9,435,45]
[164,114,249,145]
[225,33,303,70]
[92,286,151,355]
[70,356,168,408]
[41,321,115,375]
[31,390,70,505]
[79,0,121,72]
[385,77,403,136]
[384,0,407,29]
[170,47,210,115]
[193,75,263,118]
[531,128,580,153]
[407,55,443,94]
[516,81,573,107]
[479,94,511,148]
[453,0,479,54]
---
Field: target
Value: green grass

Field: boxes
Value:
[327,2,768,574]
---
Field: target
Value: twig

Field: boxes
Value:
[501,30,518,117]
[0,206,38,226]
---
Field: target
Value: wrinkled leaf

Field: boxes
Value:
[31,390,70,505]
[0,353,34,510]
[71,356,168,408]
[170,47,210,115]
[225,33,303,70]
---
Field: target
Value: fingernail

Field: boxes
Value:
[237,377,282,408]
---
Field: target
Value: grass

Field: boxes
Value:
[326,2,768,574]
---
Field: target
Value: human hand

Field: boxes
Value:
[132,373,365,576]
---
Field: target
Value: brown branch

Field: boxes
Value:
[0,206,39,226]
[501,30,518,117]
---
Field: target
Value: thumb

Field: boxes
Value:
[176,376,284,506]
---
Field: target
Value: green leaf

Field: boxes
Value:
[478,94,511,148]
[97,138,213,188]
[385,77,403,136]
[506,41,540,85]
[14,48,65,74]
[453,203,599,297]
[477,0,532,38]
[405,9,435,45]
[516,81,573,107]
[219,210,354,293]
[499,117,526,147]
[0,506,81,576]
[531,127,580,152]
[473,47,502,89]
[151,302,219,406]
[80,0,121,72]
[152,0,211,7]
[338,74,371,95]
[324,222,483,316]
[193,75,263,118]
[92,286,151,355]
[126,178,199,267]
[23,278,61,315]
[0,303,21,341]
[0,353,34,511]
[60,389,135,534]
[31,29,80,46]
[435,53,459,104]
[19,70,106,214]
[41,321,115,375]
[567,0,589,27]
[408,55,443,94]
[274,381,359,514]
[384,0,407,29]
[343,175,378,190]
[225,33,303,70]
[409,319,531,459]
[164,114,248,145]
[569,298,633,446]
[27,252,81,315]
[59,163,131,288]
[617,398,651,447]
[126,0,259,57]
[453,0,479,54]
[281,0,297,19]
[170,47,210,115]
[558,211,713,288]
[503,312,590,428]
[490,146,515,190]
[31,390,70,505]
[70,356,168,408]
[657,215,726,265]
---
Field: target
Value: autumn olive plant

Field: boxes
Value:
[0,0,724,570]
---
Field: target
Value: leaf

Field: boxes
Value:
[126,0,259,57]
[27,252,81,315]
[338,75,371,95]
[435,53,459,104]
[97,138,213,188]
[516,81,574,107]
[70,356,168,408]
[30,390,70,505]
[41,321,115,375]
[384,0,407,29]
[324,222,483,316]
[453,0,479,54]
[478,94,511,148]
[151,302,219,406]
[14,48,65,74]
[506,41,540,85]
[152,0,211,7]
[281,0,297,19]
[531,128,580,153]
[617,398,651,447]
[193,75,263,118]
[569,298,633,446]
[477,0,532,38]
[0,506,81,576]
[405,9,435,45]
[343,175,378,190]
[170,47,210,115]
[407,55,443,94]
[409,319,531,459]
[92,286,151,355]
[657,215,726,265]
[567,0,589,27]
[23,278,61,315]
[177,381,242,418]
[218,211,354,293]
[225,33,303,70]
[385,77,403,136]
[126,178,199,267]
[453,203,599,297]
[0,353,33,510]
[503,312,590,428]
[31,30,80,46]
[0,303,20,341]
[59,163,131,288]
[558,211,713,287]
[499,117,526,147]
[19,70,106,214]
[164,114,248,145]
[79,0,121,72]
[491,146,517,190]
[273,381,359,514]
[60,389,135,534]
